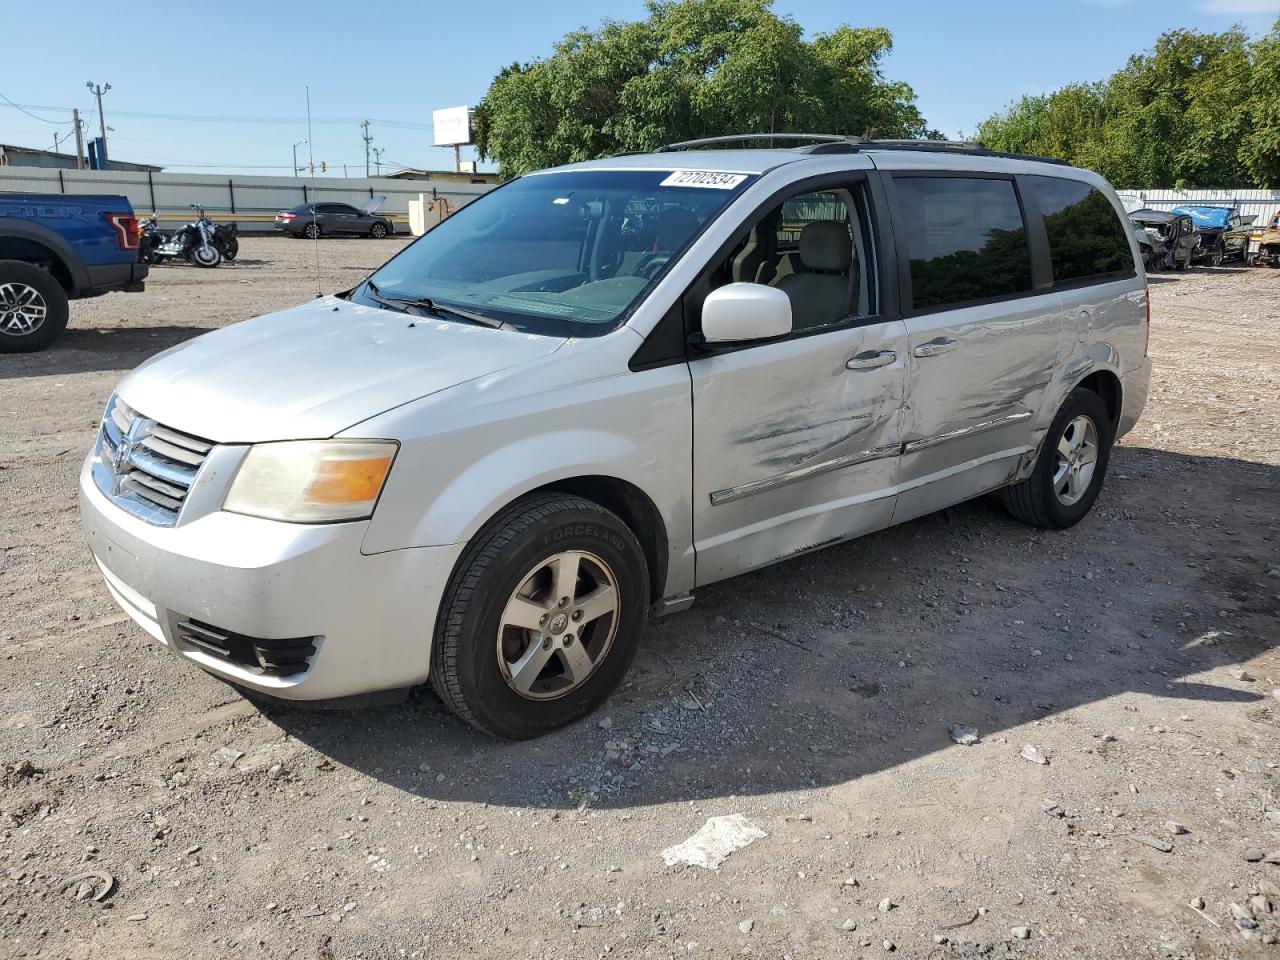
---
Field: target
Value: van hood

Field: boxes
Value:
[117,296,567,443]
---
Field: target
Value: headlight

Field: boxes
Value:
[223,440,397,523]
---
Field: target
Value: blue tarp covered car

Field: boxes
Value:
[1170,205,1254,265]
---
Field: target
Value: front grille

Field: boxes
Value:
[174,618,317,677]
[93,395,213,526]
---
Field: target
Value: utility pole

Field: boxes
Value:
[372,148,384,176]
[72,108,86,169]
[360,119,373,178]
[85,81,111,165]
[292,139,307,177]
[53,130,71,153]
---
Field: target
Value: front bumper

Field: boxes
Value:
[79,455,463,700]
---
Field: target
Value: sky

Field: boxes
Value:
[2,0,1277,176]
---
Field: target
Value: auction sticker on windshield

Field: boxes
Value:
[659,171,748,189]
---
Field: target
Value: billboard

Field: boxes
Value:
[433,106,472,147]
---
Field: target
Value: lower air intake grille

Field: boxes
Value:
[174,618,317,677]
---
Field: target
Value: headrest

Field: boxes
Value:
[798,220,852,272]
[653,208,701,250]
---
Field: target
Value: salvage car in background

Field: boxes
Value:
[1248,212,1280,267]
[275,196,393,239]
[1129,209,1197,271]
[1172,205,1254,266]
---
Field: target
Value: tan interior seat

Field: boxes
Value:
[774,221,855,330]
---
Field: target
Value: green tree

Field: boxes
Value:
[473,0,931,178]
[1241,21,1280,186]
[976,24,1280,187]
[975,84,1107,170]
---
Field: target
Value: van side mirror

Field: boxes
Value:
[700,283,792,345]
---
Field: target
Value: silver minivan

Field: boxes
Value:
[80,135,1151,738]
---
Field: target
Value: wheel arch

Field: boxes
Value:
[1073,368,1123,432]
[480,475,669,603]
[0,232,79,294]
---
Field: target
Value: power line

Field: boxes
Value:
[0,91,73,124]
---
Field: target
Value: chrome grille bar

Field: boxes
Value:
[91,394,215,526]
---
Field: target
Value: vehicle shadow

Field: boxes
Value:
[0,325,208,380]
[262,444,1280,810]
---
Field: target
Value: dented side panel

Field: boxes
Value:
[690,319,908,586]
[893,290,1067,525]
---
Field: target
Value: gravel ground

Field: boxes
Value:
[1,238,1278,960]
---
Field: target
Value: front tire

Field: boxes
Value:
[369,222,388,239]
[432,494,650,739]
[190,245,221,268]
[1002,388,1114,529]
[0,260,70,353]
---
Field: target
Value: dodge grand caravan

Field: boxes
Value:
[80,135,1151,738]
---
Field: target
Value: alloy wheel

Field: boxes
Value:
[496,550,619,701]
[0,282,47,336]
[1053,415,1099,506]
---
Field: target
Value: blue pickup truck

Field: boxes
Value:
[0,193,148,352]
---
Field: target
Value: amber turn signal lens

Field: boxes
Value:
[305,455,394,504]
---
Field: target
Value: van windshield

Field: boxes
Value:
[358,169,754,336]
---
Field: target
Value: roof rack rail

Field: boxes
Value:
[655,133,867,152]
[862,138,1071,166]
[653,132,1070,166]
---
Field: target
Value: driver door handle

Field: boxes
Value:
[846,350,897,370]
[913,337,958,358]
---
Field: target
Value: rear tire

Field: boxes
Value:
[431,494,649,739]
[0,260,70,353]
[1002,388,1114,530]
[223,237,239,261]
[303,222,321,240]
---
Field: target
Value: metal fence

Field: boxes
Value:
[0,167,495,232]
[5,168,1277,235]
[1118,188,1280,227]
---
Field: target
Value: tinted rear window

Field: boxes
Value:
[1025,176,1134,284]
[894,177,1033,311]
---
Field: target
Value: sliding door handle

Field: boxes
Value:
[846,350,897,370]
[913,337,958,358]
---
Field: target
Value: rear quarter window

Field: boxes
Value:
[1024,176,1135,285]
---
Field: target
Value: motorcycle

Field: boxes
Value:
[140,205,226,267]
[212,220,238,261]
[138,217,168,266]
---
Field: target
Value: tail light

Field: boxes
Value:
[277,212,296,222]
[105,212,140,251]
[1143,285,1150,357]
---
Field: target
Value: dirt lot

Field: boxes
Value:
[2,238,1278,960]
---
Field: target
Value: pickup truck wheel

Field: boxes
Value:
[0,260,69,353]
[432,493,649,739]
[1001,388,1114,530]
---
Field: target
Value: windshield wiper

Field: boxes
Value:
[364,280,503,329]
